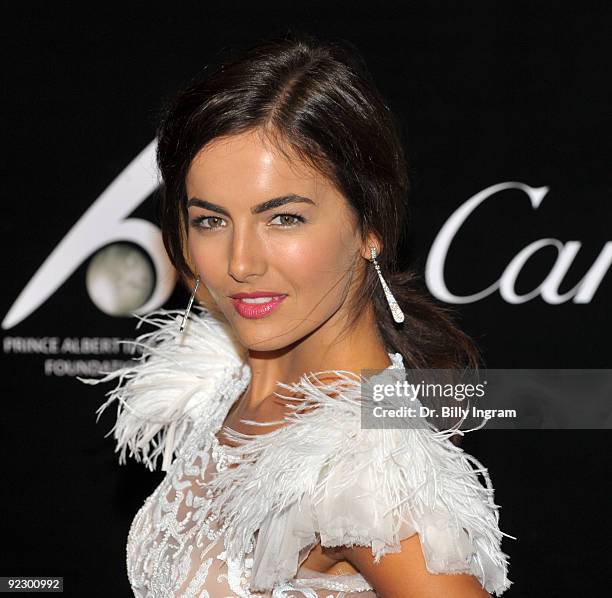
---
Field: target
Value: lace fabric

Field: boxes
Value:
[127,418,377,597]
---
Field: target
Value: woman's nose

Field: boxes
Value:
[227,226,266,282]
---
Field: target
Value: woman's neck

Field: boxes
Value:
[241,303,391,412]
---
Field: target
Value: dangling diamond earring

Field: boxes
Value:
[179,275,200,332]
[370,246,405,324]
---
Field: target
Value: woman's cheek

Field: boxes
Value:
[278,237,328,274]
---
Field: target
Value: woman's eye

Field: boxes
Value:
[190,213,305,232]
[269,213,306,227]
[191,216,226,230]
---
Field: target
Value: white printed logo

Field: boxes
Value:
[426,182,611,304]
[2,140,176,330]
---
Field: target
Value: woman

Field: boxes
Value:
[81,34,513,596]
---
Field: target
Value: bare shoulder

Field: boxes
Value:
[339,535,492,598]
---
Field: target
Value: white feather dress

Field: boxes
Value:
[78,306,514,597]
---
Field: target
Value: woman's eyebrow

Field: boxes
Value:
[186,194,316,216]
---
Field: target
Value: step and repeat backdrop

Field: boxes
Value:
[2,3,610,596]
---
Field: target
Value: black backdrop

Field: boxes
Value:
[2,2,611,596]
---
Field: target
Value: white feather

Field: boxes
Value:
[207,364,514,596]
[76,306,248,471]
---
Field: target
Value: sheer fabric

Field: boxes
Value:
[127,417,377,597]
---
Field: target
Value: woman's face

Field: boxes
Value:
[185,129,368,351]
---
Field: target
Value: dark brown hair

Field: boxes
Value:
[156,32,482,373]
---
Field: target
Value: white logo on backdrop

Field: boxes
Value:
[2,140,176,330]
[3,151,609,331]
[426,181,611,304]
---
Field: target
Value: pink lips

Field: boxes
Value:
[229,293,288,319]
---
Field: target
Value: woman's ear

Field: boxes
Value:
[361,233,383,261]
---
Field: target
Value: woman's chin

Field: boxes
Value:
[228,323,301,354]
